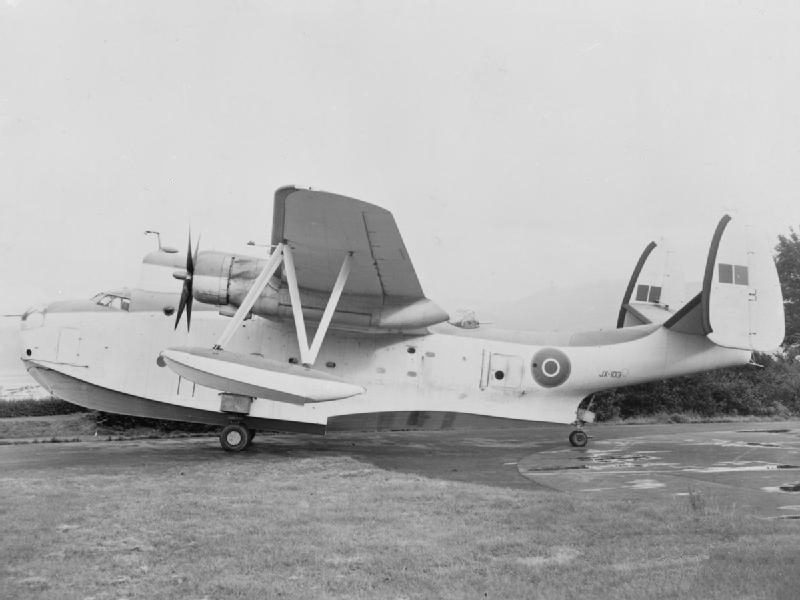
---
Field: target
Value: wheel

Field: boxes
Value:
[569,430,588,447]
[220,424,249,452]
[245,428,256,448]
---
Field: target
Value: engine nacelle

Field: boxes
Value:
[192,251,270,307]
[190,250,448,331]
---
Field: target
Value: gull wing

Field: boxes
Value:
[271,187,425,298]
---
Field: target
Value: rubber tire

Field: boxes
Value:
[220,424,250,452]
[569,430,588,447]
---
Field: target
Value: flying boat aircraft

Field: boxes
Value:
[19,187,785,451]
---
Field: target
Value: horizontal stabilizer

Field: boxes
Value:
[161,347,365,403]
[663,292,704,334]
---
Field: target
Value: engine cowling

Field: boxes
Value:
[190,250,448,331]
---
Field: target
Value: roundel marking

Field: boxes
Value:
[531,348,571,387]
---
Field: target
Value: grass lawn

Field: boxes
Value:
[1,439,799,600]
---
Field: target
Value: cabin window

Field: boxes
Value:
[719,264,733,284]
[734,265,749,286]
[635,284,662,304]
[719,263,749,286]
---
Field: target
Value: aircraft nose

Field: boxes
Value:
[20,304,47,330]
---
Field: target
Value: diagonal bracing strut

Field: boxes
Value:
[213,243,285,350]
[213,243,353,367]
[284,245,352,366]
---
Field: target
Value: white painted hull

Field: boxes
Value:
[18,306,751,430]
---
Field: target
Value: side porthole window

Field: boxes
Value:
[326,361,336,368]
[494,370,505,381]
[407,347,416,354]
[288,357,299,364]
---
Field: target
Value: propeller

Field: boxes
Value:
[174,232,199,331]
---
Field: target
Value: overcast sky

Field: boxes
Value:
[2,0,799,316]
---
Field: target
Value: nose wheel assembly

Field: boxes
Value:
[219,423,256,452]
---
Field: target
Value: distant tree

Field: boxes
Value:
[775,228,800,346]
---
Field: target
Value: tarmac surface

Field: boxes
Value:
[3,420,800,518]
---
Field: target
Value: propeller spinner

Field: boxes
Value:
[174,233,199,331]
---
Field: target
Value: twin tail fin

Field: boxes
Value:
[618,215,784,352]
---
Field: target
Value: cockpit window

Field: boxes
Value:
[93,293,131,311]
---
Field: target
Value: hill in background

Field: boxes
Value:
[458,279,625,332]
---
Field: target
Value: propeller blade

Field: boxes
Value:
[186,290,192,330]
[186,232,194,275]
[174,231,196,331]
[174,284,189,330]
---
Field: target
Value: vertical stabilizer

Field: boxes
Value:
[617,239,685,327]
[702,216,784,352]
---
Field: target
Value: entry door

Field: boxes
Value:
[481,352,524,389]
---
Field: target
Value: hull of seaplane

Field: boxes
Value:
[18,302,751,434]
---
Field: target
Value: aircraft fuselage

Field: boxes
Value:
[20,298,750,432]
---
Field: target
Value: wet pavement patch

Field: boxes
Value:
[738,429,792,434]
[524,464,587,472]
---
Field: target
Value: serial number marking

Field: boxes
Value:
[598,370,627,379]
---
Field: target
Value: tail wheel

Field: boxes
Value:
[220,424,249,452]
[569,430,588,447]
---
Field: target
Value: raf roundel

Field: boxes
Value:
[531,348,571,387]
